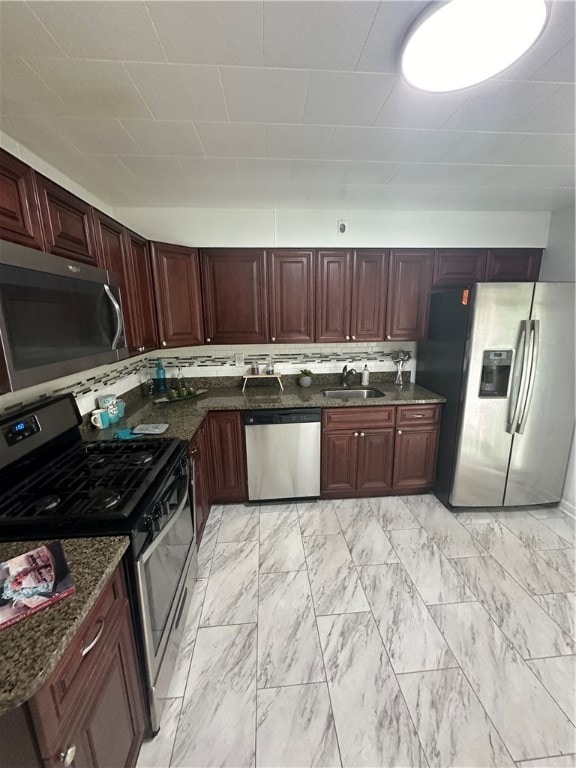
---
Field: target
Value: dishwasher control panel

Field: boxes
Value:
[244,409,321,425]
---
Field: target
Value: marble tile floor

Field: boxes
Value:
[137,494,576,768]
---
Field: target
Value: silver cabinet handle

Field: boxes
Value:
[81,617,105,657]
[104,285,123,351]
[345,335,350,340]
[360,432,365,437]
[411,414,424,418]
[206,337,211,343]
[189,448,198,455]
[397,429,402,435]
[162,340,167,347]
[351,335,356,340]
[353,432,359,437]
[271,336,276,341]
[60,745,76,766]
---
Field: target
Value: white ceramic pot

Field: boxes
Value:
[298,376,312,387]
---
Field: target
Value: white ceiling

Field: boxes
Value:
[0,0,574,212]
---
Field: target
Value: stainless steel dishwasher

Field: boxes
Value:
[244,409,321,501]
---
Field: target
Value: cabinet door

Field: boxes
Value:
[0,148,43,249]
[356,429,394,492]
[386,249,433,341]
[152,242,204,348]
[316,250,352,342]
[93,211,143,354]
[268,249,314,343]
[321,431,358,494]
[208,411,247,503]
[392,427,439,490]
[201,249,268,344]
[35,174,97,265]
[351,250,388,341]
[190,420,212,544]
[433,249,487,287]
[485,249,542,282]
[125,231,158,353]
[48,607,146,768]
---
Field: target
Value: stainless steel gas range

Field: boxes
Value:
[0,394,198,735]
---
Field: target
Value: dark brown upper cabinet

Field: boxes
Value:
[386,249,433,341]
[316,250,353,343]
[316,249,388,343]
[351,250,389,341]
[35,174,98,265]
[151,242,204,349]
[268,249,315,343]
[201,249,268,344]
[433,249,487,287]
[0,148,44,249]
[485,249,542,282]
[125,230,159,354]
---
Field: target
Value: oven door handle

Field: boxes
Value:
[138,492,191,565]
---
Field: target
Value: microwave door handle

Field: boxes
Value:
[104,285,123,351]
[506,320,529,434]
[516,319,540,434]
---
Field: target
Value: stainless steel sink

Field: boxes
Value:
[322,388,386,399]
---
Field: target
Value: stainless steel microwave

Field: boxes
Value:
[0,241,128,393]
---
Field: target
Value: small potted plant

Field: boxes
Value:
[298,368,313,387]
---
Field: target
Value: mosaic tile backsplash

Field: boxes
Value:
[0,341,417,417]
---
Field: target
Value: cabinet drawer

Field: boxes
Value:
[29,567,128,755]
[322,407,395,431]
[396,404,441,428]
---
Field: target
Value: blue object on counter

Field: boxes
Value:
[113,429,138,440]
[155,359,167,394]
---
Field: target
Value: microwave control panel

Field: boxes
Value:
[3,414,41,446]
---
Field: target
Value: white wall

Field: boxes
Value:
[539,205,576,282]
[113,206,551,248]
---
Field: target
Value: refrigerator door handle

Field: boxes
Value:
[516,319,540,434]
[506,320,530,434]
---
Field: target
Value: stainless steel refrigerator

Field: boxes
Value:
[417,282,575,508]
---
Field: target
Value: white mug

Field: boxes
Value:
[91,408,110,429]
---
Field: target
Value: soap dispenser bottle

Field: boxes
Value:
[361,364,370,386]
[155,358,167,394]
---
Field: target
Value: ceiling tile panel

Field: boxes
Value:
[237,159,294,184]
[442,131,575,166]
[356,0,428,73]
[530,41,575,84]
[381,129,465,163]
[120,120,204,155]
[1,114,75,157]
[508,84,576,133]
[118,155,238,183]
[266,125,335,159]
[263,0,378,70]
[146,1,263,66]
[326,126,398,161]
[43,116,141,155]
[220,67,310,123]
[0,2,68,58]
[0,57,74,116]
[303,71,396,126]
[373,80,466,129]
[24,58,152,118]
[29,1,166,62]
[390,163,501,187]
[441,80,563,131]
[291,159,400,185]
[195,123,266,158]
[488,165,575,189]
[125,63,227,121]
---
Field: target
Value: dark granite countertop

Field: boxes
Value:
[82,378,445,443]
[0,536,129,716]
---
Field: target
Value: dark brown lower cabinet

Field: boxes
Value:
[207,411,247,503]
[321,404,441,498]
[190,418,212,543]
[0,563,146,768]
[321,408,395,498]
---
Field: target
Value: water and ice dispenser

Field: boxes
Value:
[479,349,513,397]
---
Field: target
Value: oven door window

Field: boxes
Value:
[141,502,194,655]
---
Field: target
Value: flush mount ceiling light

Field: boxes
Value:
[401,0,548,92]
